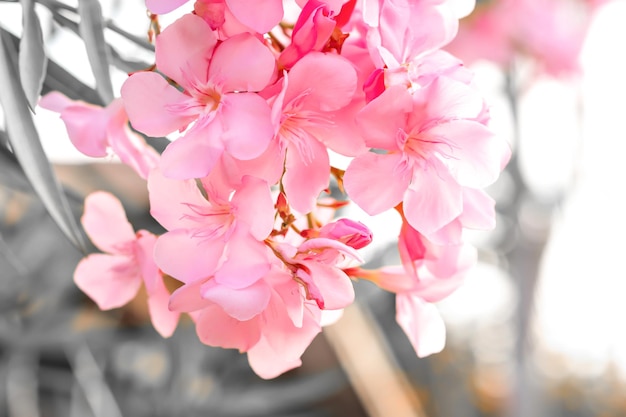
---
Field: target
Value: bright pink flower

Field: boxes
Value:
[271,52,358,213]
[344,77,509,240]
[148,169,274,286]
[39,92,159,179]
[74,192,179,337]
[121,14,276,179]
[278,0,347,69]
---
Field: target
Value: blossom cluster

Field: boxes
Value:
[42,0,510,378]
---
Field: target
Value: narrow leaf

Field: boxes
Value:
[0,30,87,252]
[3,30,103,105]
[77,0,114,103]
[19,0,48,110]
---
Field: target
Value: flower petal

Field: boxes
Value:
[396,293,446,357]
[196,305,261,351]
[121,71,196,137]
[74,254,142,310]
[219,93,273,160]
[225,0,283,33]
[209,33,275,92]
[201,279,271,321]
[403,165,462,236]
[344,152,411,215]
[283,138,329,214]
[82,191,135,254]
[155,14,217,87]
[154,230,225,282]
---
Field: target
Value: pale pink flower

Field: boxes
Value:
[121,14,276,179]
[169,266,322,378]
[147,169,274,287]
[344,77,509,240]
[271,52,358,213]
[39,92,159,179]
[74,192,179,337]
[361,0,463,69]
[347,216,475,357]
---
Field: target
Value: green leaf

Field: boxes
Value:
[77,0,114,104]
[19,0,48,111]
[0,29,87,252]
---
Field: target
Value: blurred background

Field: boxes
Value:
[1,0,626,416]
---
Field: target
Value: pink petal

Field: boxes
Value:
[214,227,270,289]
[428,120,500,188]
[230,176,274,240]
[459,188,496,230]
[209,34,276,92]
[201,279,271,321]
[396,293,446,357]
[106,100,159,180]
[147,169,213,231]
[39,91,74,113]
[196,305,261,351]
[121,71,196,137]
[145,0,189,14]
[169,278,212,312]
[156,14,217,88]
[74,254,142,310]
[285,53,357,112]
[422,77,483,121]
[356,85,412,150]
[154,230,225,282]
[344,152,411,215]
[247,337,303,379]
[135,230,159,293]
[146,274,180,337]
[225,0,283,33]
[219,93,273,160]
[283,138,329,214]
[40,93,109,157]
[82,191,135,254]
[299,261,355,310]
[403,165,463,236]
[261,299,321,362]
[160,123,224,179]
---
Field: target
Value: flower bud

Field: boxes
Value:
[318,219,373,249]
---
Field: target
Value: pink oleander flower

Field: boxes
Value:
[147,169,274,287]
[39,92,159,179]
[121,13,276,179]
[347,213,476,357]
[317,218,373,249]
[271,52,358,213]
[146,0,284,34]
[74,192,180,337]
[343,76,509,241]
[169,266,322,378]
[361,0,469,69]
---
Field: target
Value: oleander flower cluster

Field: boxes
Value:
[41,0,510,378]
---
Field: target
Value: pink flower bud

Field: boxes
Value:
[318,219,373,249]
